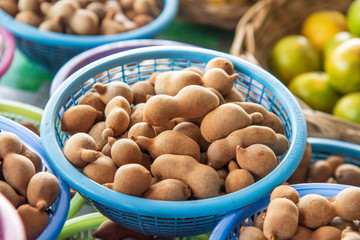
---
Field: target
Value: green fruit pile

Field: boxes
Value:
[269,0,360,124]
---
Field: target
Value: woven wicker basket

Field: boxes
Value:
[230,0,353,66]
[178,0,257,30]
[229,0,360,145]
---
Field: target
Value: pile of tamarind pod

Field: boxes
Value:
[238,185,360,240]
[0,131,60,240]
[60,56,290,201]
[287,142,360,187]
[0,0,162,35]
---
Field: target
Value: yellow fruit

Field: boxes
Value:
[288,72,340,113]
[333,92,360,124]
[269,35,321,85]
[325,38,360,94]
[324,31,353,61]
[302,10,347,52]
[347,0,360,37]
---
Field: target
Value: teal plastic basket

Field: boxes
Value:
[40,46,307,237]
[209,183,357,240]
[308,137,360,166]
[0,0,178,72]
[210,137,360,240]
[0,115,70,240]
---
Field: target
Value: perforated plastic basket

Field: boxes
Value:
[40,46,307,237]
[0,0,178,72]
[209,183,356,240]
[50,39,194,96]
[307,137,360,166]
[0,192,26,240]
[0,115,70,240]
[0,26,15,78]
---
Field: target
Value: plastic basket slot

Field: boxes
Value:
[55,117,67,149]
[63,96,75,110]
[153,58,172,70]
[81,78,96,94]
[139,70,154,81]
[94,71,109,83]
[171,58,188,69]
[108,67,124,81]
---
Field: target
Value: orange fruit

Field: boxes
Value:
[333,92,360,124]
[269,35,321,85]
[302,10,347,52]
[325,38,360,94]
[324,31,353,61]
[288,71,340,113]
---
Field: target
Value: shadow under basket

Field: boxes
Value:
[40,45,306,237]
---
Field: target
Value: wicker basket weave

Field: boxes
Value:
[230,0,354,67]
[229,0,360,145]
[178,0,257,30]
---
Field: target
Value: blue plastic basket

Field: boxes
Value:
[0,0,178,73]
[307,137,360,166]
[210,137,360,240]
[0,115,71,240]
[40,46,307,237]
[210,183,356,240]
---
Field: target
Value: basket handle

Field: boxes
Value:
[230,0,279,64]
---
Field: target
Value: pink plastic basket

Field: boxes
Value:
[0,193,26,240]
[0,26,15,78]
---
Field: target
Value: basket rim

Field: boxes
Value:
[0,26,15,78]
[0,99,43,124]
[0,192,26,240]
[50,39,196,96]
[0,115,71,240]
[210,183,355,240]
[58,212,106,240]
[307,137,360,158]
[40,45,307,218]
[0,0,178,48]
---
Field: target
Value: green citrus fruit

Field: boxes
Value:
[288,71,341,113]
[347,0,360,37]
[269,35,321,85]
[333,92,360,124]
[302,10,348,52]
[325,38,360,94]
[324,31,353,61]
